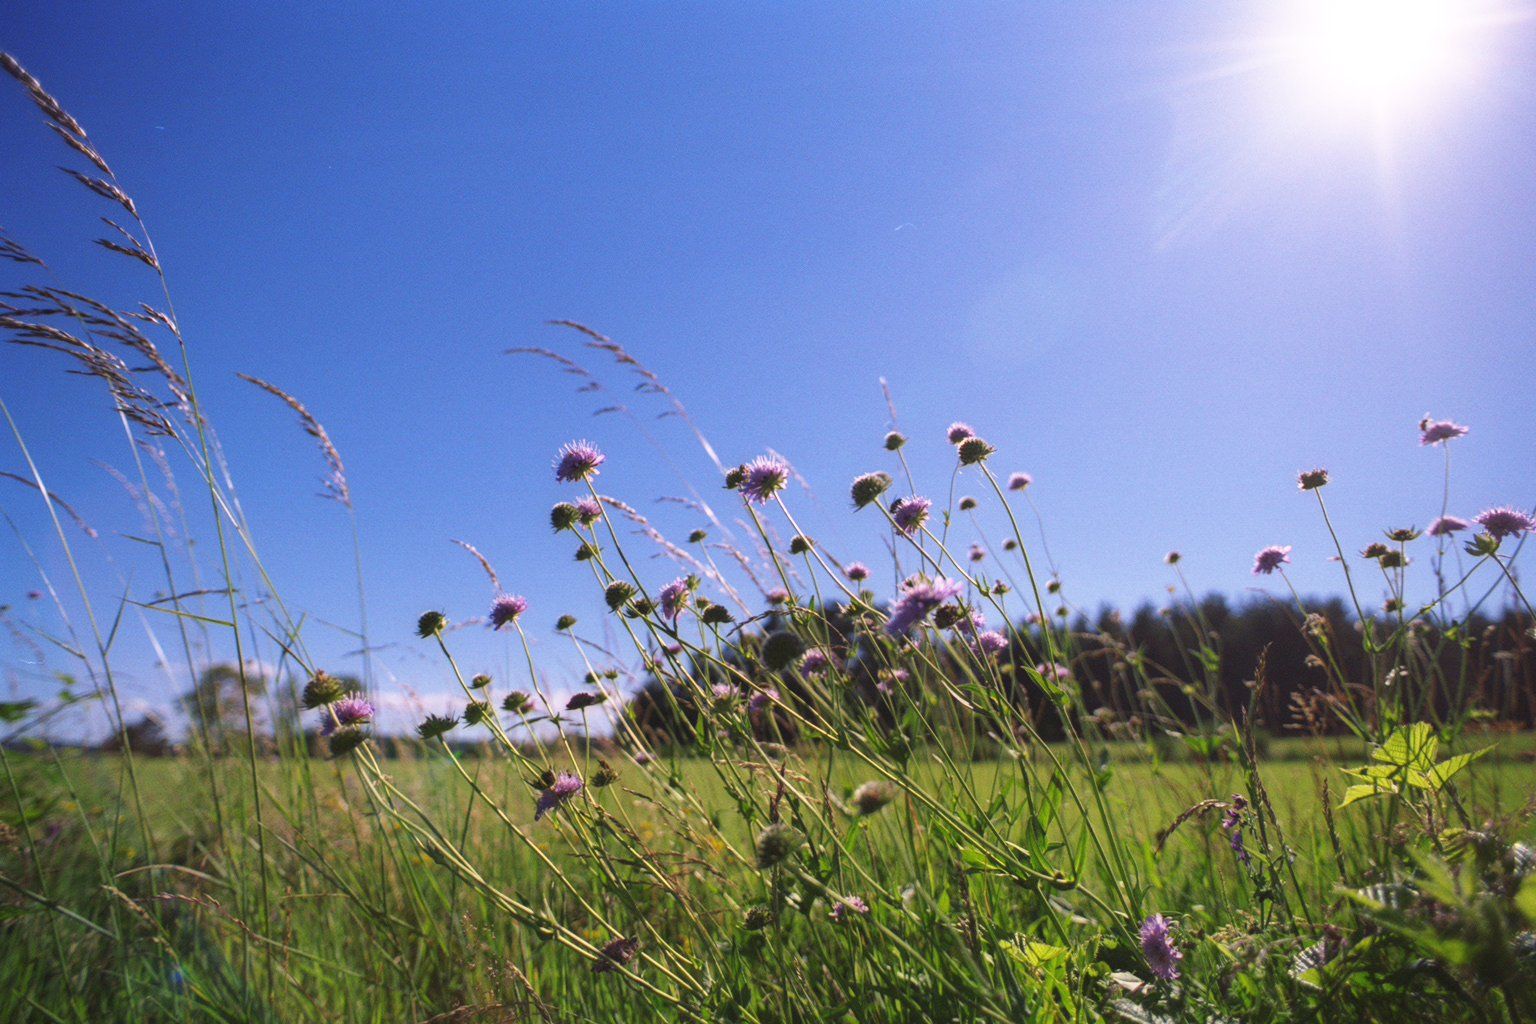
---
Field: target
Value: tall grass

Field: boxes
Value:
[3,53,1536,1024]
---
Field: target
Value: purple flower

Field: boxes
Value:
[1222,795,1250,865]
[885,577,964,636]
[740,455,790,504]
[1008,472,1032,491]
[658,577,693,621]
[1419,417,1469,446]
[946,422,975,444]
[891,496,933,534]
[565,691,606,712]
[845,562,871,582]
[1427,515,1470,537]
[973,630,1009,657]
[593,935,639,974]
[711,684,737,703]
[748,688,780,714]
[766,587,790,605]
[829,895,870,922]
[1139,914,1183,981]
[1252,545,1292,575]
[322,696,374,735]
[968,544,986,563]
[800,648,835,675]
[1036,662,1071,682]
[574,497,603,525]
[534,772,584,820]
[1476,506,1536,540]
[554,440,606,483]
[489,594,528,629]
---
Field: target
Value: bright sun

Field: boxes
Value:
[1291,0,1462,106]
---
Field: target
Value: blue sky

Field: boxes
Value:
[2,3,1533,733]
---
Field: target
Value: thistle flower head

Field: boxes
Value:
[958,496,977,511]
[702,604,735,625]
[534,772,583,821]
[1036,662,1072,682]
[946,422,975,444]
[1361,542,1390,559]
[463,700,491,726]
[1139,914,1183,981]
[850,471,892,509]
[891,496,933,534]
[1008,472,1033,491]
[740,455,791,504]
[1419,416,1469,446]
[1427,515,1470,537]
[604,580,636,611]
[1252,545,1292,575]
[327,725,367,758]
[657,576,694,621]
[711,683,738,704]
[885,577,964,636]
[1298,469,1329,490]
[1476,506,1536,540]
[766,587,790,606]
[554,440,605,483]
[502,690,534,714]
[301,671,346,709]
[489,594,528,629]
[788,535,813,555]
[555,614,577,631]
[416,713,457,740]
[844,562,871,582]
[957,436,996,466]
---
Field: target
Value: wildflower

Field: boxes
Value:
[845,562,871,582]
[1139,914,1183,981]
[891,496,932,534]
[740,455,790,504]
[789,535,813,555]
[1252,545,1291,575]
[743,905,775,930]
[554,440,605,483]
[800,648,835,675]
[1036,662,1071,682]
[470,673,492,689]
[1298,469,1329,490]
[1385,527,1420,542]
[885,577,964,636]
[416,610,447,638]
[534,772,583,820]
[1378,550,1408,569]
[322,696,373,736]
[591,759,619,787]
[850,780,896,815]
[946,422,975,444]
[688,528,707,543]
[850,472,892,509]
[1008,472,1032,491]
[463,700,491,726]
[575,542,597,561]
[959,496,977,511]
[829,896,870,922]
[1419,416,1468,446]
[1222,795,1251,865]
[973,630,1009,657]
[550,502,580,531]
[755,822,801,868]
[657,577,694,621]
[1476,506,1536,540]
[1361,542,1390,559]
[748,688,780,714]
[702,604,734,625]
[502,690,534,714]
[417,713,457,739]
[301,670,346,709]
[957,436,995,466]
[574,497,602,525]
[593,936,639,974]
[604,580,635,611]
[1164,551,1181,565]
[710,683,738,704]
[565,691,607,712]
[489,594,528,629]
[327,726,367,758]
[1427,515,1469,537]
[1004,539,1018,551]
[968,544,986,562]
[555,614,577,631]
[632,750,654,766]
[884,430,907,451]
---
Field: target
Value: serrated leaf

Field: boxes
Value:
[1406,746,1491,792]
[1339,781,1397,808]
[1373,723,1438,772]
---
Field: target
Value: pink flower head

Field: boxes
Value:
[1427,515,1470,537]
[891,496,932,534]
[829,896,870,922]
[973,630,1009,657]
[1252,545,1292,575]
[323,696,374,735]
[574,497,603,525]
[1008,472,1032,491]
[1419,417,1469,446]
[658,577,693,621]
[1476,506,1536,540]
[740,455,790,504]
[1139,914,1182,981]
[800,648,836,675]
[534,772,584,821]
[748,688,780,714]
[968,544,986,563]
[844,562,871,582]
[489,594,528,629]
[554,440,605,483]
[946,422,975,444]
[885,577,964,636]
[1036,662,1071,682]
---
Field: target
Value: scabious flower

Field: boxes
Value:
[1252,545,1292,575]
[957,436,995,466]
[301,671,346,709]
[593,936,639,974]
[1008,472,1032,491]
[1140,914,1183,981]
[658,577,693,621]
[850,472,892,509]
[973,630,1009,657]
[554,440,605,483]
[845,562,871,582]
[1036,662,1071,682]
[1427,515,1470,537]
[800,648,832,675]
[1419,416,1469,446]
[534,772,584,821]
[574,497,603,525]
[968,544,986,562]
[1164,551,1181,565]
[322,696,374,736]
[740,455,790,504]
[883,430,906,451]
[946,422,975,444]
[748,688,780,714]
[710,683,737,704]
[565,691,607,712]
[489,594,528,629]
[891,496,932,534]
[1476,506,1536,540]
[829,896,870,922]
[766,587,790,605]
[1297,469,1329,491]
[885,577,964,636]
